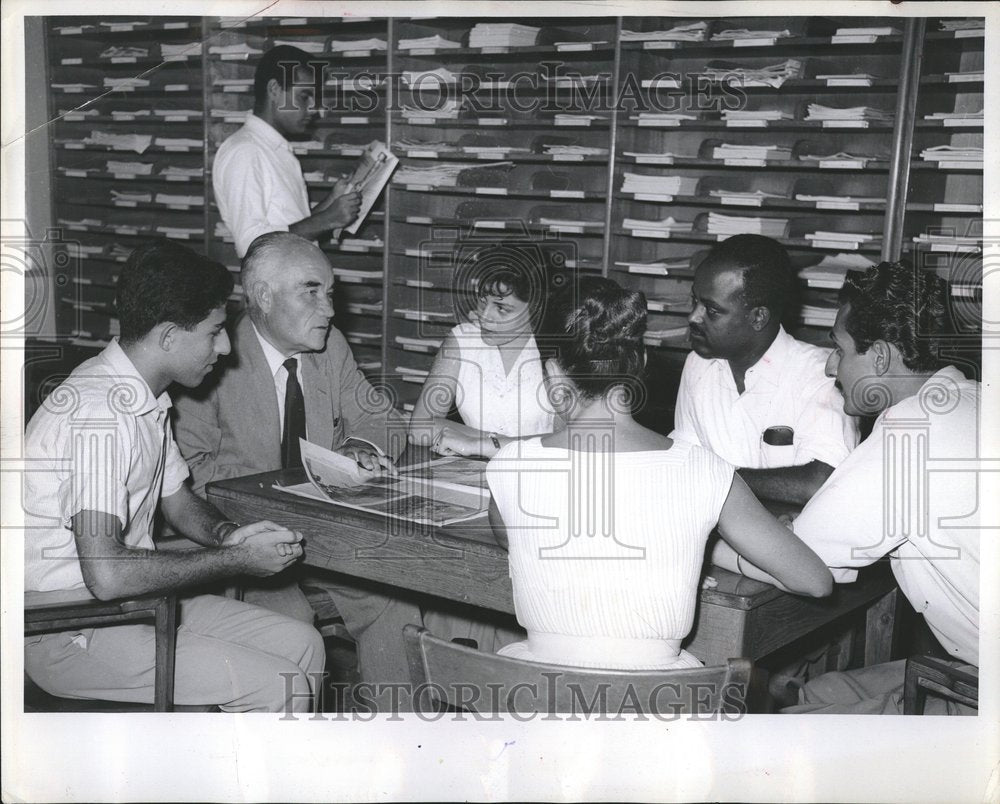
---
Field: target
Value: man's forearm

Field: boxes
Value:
[738,460,834,506]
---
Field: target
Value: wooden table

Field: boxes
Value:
[208,469,900,669]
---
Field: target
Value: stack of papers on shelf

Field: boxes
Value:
[798,253,873,288]
[394,162,512,187]
[644,326,690,342]
[922,111,983,125]
[152,108,201,119]
[78,243,106,255]
[621,173,698,196]
[919,145,983,169]
[403,68,458,85]
[800,301,838,327]
[109,243,133,260]
[461,144,531,155]
[553,114,605,125]
[208,43,263,56]
[210,108,250,121]
[623,150,694,164]
[111,190,152,204]
[721,109,794,125]
[154,136,203,148]
[103,77,150,90]
[541,144,609,157]
[394,138,460,155]
[702,59,804,88]
[631,112,700,126]
[537,217,599,230]
[327,38,387,52]
[402,100,464,120]
[938,19,984,32]
[156,225,203,238]
[544,74,604,86]
[468,23,540,48]
[58,217,103,230]
[804,231,882,250]
[155,193,204,206]
[711,28,791,41]
[707,212,788,237]
[832,26,900,42]
[272,39,326,53]
[943,71,984,82]
[622,216,694,236]
[106,160,153,174]
[805,104,894,125]
[620,22,708,42]
[85,131,152,153]
[58,108,99,118]
[398,34,463,50]
[159,165,203,177]
[614,259,693,276]
[645,294,691,312]
[99,45,149,59]
[912,233,981,251]
[798,150,885,168]
[213,77,254,89]
[815,73,881,86]
[110,109,151,119]
[160,42,199,60]
[794,193,883,209]
[709,189,786,205]
[712,143,792,161]
[53,83,97,92]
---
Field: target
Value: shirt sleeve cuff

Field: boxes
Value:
[58,473,128,530]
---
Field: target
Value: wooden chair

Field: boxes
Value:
[403,625,754,716]
[24,591,178,713]
[903,655,979,715]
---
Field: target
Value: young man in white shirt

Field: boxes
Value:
[672,234,859,505]
[213,45,362,257]
[23,240,325,712]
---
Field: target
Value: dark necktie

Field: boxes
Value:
[281,357,306,469]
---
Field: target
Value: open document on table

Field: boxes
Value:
[275,440,489,526]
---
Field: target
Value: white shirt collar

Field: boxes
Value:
[103,338,171,415]
[245,113,292,152]
[709,326,792,390]
[250,320,300,377]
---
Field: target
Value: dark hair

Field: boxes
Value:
[253,45,316,112]
[116,240,233,344]
[703,234,794,322]
[840,260,949,372]
[540,276,647,399]
[459,243,547,328]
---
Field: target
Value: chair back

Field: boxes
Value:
[403,625,752,717]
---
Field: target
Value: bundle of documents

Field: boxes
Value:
[911,233,981,252]
[798,150,885,168]
[938,19,984,32]
[543,74,604,87]
[631,112,700,126]
[58,217,102,230]
[800,301,838,327]
[622,150,694,164]
[711,28,791,41]
[646,294,691,312]
[553,114,605,125]
[702,59,804,88]
[152,109,201,119]
[402,68,457,86]
[798,253,873,288]
[59,108,99,118]
[110,109,151,119]
[394,162,511,187]
[159,165,203,178]
[804,231,881,250]
[712,143,792,161]
[794,193,883,209]
[111,189,152,203]
[208,43,263,56]
[155,193,204,206]
[815,73,881,86]
[707,212,788,238]
[919,145,983,169]
[394,138,460,155]
[832,26,900,43]
[154,137,203,149]
[272,38,326,53]
[327,38,387,52]
[156,225,203,238]
[461,144,530,155]
[620,22,708,42]
[541,143,609,157]
[402,100,464,120]
[805,104,894,125]
[53,83,96,92]
[160,42,198,60]
[468,23,540,48]
[99,45,148,59]
[537,217,600,230]
[721,109,794,125]
[621,173,698,196]
[709,189,786,205]
[85,131,152,153]
[106,160,153,174]
[922,111,983,125]
[943,71,984,82]
[397,34,462,50]
[103,77,150,90]
[622,216,694,235]
[614,258,693,277]
[77,243,106,255]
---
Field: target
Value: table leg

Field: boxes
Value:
[864,587,899,666]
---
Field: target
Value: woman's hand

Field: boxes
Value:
[432,427,484,458]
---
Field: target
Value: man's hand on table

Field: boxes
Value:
[228,521,305,575]
[337,443,398,479]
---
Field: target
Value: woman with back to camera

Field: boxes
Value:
[485,276,833,670]
[408,243,558,459]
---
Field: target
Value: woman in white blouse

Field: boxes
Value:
[486,276,833,670]
[408,244,557,457]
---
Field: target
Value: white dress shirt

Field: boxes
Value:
[23,339,190,592]
[671,326,859,469]
[793,366,981,665]
[251,322,307,439]
[212,114,311,257]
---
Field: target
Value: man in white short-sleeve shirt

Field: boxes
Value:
[672,234,859,505]
[213,45,360,257]
[22,241,324,712]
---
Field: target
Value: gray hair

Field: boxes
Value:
[241,231,320,309]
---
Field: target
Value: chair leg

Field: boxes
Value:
[154,595,178,712]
